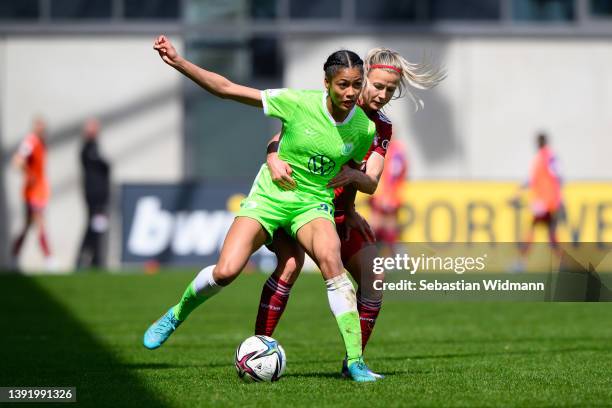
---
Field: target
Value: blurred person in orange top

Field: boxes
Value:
[519,132,563,255]
[11,117,54,269]
[369,138,408,248]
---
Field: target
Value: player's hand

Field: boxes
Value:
[327,165,361,188]
[343,208,375,243]
[267,153,296,190]
[153,35,181,66]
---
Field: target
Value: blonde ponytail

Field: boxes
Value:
[365,47,446,110]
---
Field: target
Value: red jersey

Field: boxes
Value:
[333,109,393,212]
[529,146,562,213]
[17,133,50,206]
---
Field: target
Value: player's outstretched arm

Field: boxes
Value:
[153,35,262,107]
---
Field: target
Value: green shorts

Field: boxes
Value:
[238,165,335,242]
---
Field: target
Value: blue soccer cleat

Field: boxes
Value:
[346,358,380,382]
[342,357,384,380]
[143,307,182,350]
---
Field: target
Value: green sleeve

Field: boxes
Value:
[261,88,301,123]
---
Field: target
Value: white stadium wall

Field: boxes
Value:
[0,36,184,272]
[283,35,612,181]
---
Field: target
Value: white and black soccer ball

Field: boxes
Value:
[235,335,286,382]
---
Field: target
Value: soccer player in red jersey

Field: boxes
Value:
[255,48,445,375]
[11,118,54,269]
[519,132,563,256]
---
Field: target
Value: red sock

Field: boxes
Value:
[39,228,51,257]
[357,294,382,351]
[12,232,27,257]
[254,275,293,336]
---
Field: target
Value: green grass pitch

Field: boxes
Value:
[1,270,611,407]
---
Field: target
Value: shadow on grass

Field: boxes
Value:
[0,274,167,407]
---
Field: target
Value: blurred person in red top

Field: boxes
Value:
[520,132,563,255]
[369,139,408,248]
[11,117,54,269]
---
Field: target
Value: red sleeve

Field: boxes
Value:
[372,114,393,158]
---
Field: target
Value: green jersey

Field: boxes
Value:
[261,89,376,202]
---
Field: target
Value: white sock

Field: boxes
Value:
[193,264,221,297]
[173,265,222,321]
[325,273,358,316]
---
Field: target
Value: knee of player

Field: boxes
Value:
[278,257,303,281]
[317,246,342,269]
[289,249,305,271]
[213,261,240,286]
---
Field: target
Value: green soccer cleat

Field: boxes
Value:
[143,307,182,350]
[346,358,380,382]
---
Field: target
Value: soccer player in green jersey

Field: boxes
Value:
[144,35,379,381]
[256,48,446,378]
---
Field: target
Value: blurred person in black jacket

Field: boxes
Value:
[76,119,111,270]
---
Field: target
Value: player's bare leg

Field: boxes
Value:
[11,205,34,261]
[144,217,268,349]
[31,209,54,269]
[212,217,269,285]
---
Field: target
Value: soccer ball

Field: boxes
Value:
[235,335,286,382]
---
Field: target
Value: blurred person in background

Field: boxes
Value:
[369,138,408,250]
[11,117,55,270]
[518,132,563,257]
[75,119,111,270]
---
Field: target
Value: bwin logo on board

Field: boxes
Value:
[127,197,234,257]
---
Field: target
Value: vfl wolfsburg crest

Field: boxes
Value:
[308,154,336,176]
[341,143,354,156]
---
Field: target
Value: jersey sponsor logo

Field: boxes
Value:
[308,154,336,176]
[381,139,390,150]
[341,143,354,156]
